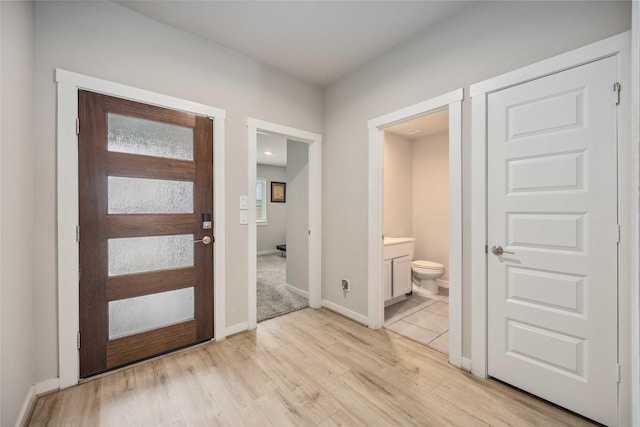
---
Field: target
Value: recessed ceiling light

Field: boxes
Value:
[264,151,273,156]
[404,129,422,136]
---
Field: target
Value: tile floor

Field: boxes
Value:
[384,284,449,354]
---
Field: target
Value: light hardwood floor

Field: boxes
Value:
[28,308,594,426]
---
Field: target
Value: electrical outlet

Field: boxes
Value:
[341,279,350,292]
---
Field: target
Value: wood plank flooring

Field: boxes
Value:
[28,308,595,426]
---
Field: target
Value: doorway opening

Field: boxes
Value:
[255,133,310,321]
[247,118,322,330]
[55,69,226,388]
[382,110,451,354]
[368,89,463,367]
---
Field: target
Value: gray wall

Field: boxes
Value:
[322,1,631,358]
[1,2,36,426]
[257,164,287,252]
[286,141,309,292]
[33,1,322,383]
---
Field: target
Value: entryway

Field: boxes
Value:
[255,133,310,322]
[78,91,215,377]
[381,110,451,354]
[367,89,463,367]
[470,33,631,426]
[55,69,227,388]
[247,118,322,330]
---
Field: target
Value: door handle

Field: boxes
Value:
[491,245,514,255]
[194,236,213,245]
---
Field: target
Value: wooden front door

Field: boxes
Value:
[78,90,214,378]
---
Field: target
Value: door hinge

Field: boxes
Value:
[77,332,81,350]
[485,245,488,254]
[616,364,621,383]
[76,117,80,135]
[613,82,621,105]
[616,224,620,243]
[76,225,80,242]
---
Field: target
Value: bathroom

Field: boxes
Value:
[383,109,450,354]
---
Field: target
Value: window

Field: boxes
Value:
[256,178,267,223]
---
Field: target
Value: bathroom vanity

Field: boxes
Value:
[383,237,415,306]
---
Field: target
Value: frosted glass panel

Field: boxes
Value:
[108,113,194,160]
[108,176,194,214]
[109,235,193,276]
[109,287,194,339]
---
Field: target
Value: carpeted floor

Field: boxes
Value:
[257,254,308,322]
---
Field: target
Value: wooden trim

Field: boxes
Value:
[57,81,81,388]
[448,99,463,368]
[107,214,196,238]
[470,92,488,378]
[106,320,197,368]
[106,267,196,301]
[55,69,226,119]
[105,152,196,181]
[470,31,630,97]
[368,88,463,130]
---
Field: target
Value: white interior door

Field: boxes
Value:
[487,56,618,426]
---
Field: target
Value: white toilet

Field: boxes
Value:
[411,260,445,294]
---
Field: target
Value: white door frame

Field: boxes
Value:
[55,69,227,388]
[247,118,322,330]
[470,31,634,425]
[367,88,464,368]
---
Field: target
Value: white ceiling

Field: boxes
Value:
[116,1,469,87]
[257,133,288,167]
[385,109,449,140]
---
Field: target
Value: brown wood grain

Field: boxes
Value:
[78,90,109,377]
[104,94,196,128]
[106,320,197,369]
[194,115,214,339]
[107,267,196,301]
[78,90,214,378]
[105,152,196,181]
[107,214,195,238]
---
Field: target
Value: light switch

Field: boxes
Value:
[239,195,248,210]
[240,210,248,225]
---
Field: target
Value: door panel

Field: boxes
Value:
[487,57,618,425]
[79,91,214,378]
[392,255,412,296]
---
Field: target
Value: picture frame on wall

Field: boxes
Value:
[271,181,286,203]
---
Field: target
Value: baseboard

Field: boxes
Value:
[461,357,472,373]
[257,249,280,256]
[15,385,37,427]
[321,300,368,325]
[225,321,249,336]
[36,378,60,395]
[285,283,309,298]
[437,278,450,289]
